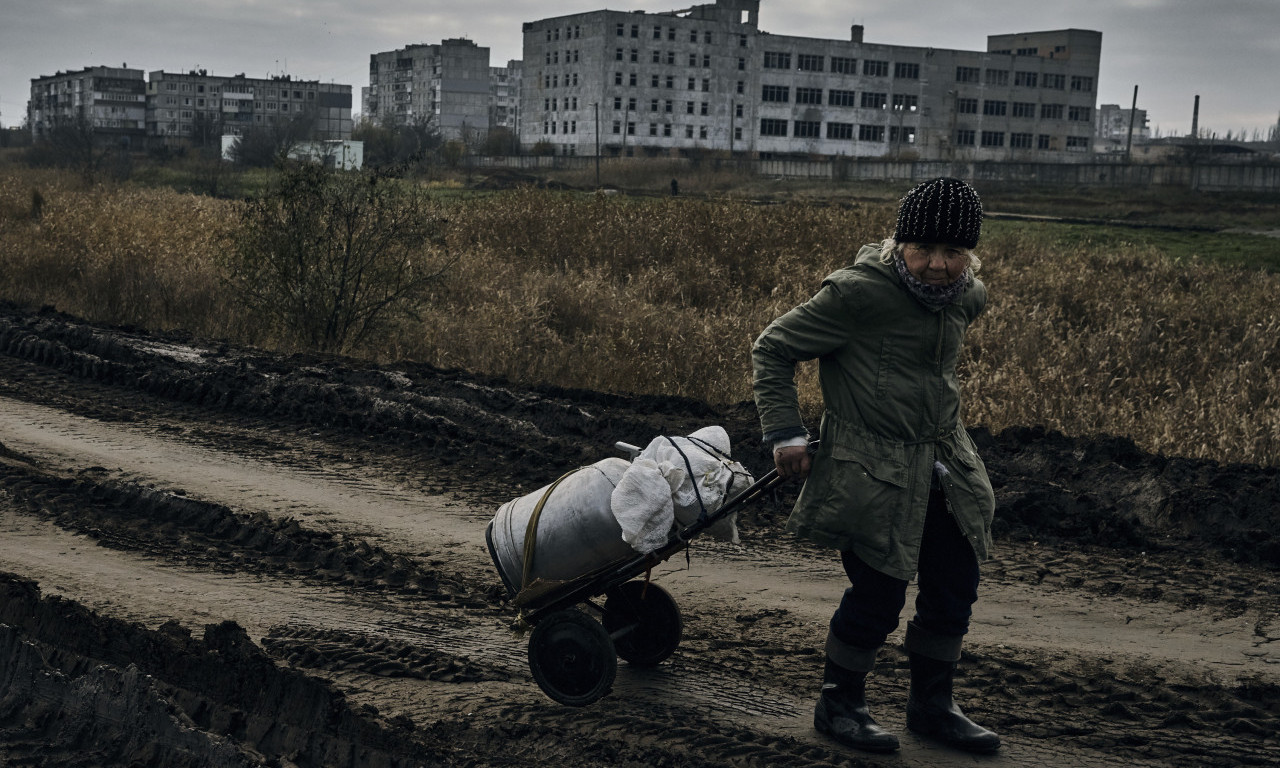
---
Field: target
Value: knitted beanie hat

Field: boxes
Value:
[892,177,983,248]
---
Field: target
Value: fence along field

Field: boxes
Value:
[0,165,1277,467]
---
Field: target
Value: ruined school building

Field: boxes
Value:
[520,0,1101,161]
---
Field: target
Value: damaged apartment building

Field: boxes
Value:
[362,38,521,141]
[27,66,353,147]
[520,0,1102,161]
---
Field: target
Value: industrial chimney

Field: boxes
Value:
[851,24,864,43]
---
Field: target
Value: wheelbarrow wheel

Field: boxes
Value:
[527,609,616,707]
[602,580,682,667]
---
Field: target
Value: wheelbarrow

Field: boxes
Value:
[485,440,804,707]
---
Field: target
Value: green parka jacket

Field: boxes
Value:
[751,243,996,581]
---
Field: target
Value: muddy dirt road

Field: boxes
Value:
[0,305,1277,767]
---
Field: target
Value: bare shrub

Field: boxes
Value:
[223,162,450,353]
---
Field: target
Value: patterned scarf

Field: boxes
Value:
[893,254,973,311]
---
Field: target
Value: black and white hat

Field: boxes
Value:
[892,177,983,248]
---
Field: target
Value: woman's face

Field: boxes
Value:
[902,242,969,286]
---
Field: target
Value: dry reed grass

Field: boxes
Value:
[1,168,1277,466]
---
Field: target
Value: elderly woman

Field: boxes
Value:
[752,177,1000,754]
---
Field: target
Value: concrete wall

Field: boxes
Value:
[469,154,1280,191]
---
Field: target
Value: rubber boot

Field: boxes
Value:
[814,658,900,753]
[905,652,1001,753]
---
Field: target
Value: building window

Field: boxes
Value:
[863,60,888,77]
[663,123,672,137]
[1043,73,1065,89]
[669,27,676,41]
[763,51,792,69]
[1068,106,1092,121]
[1071,76,1094,92]
[667,51,676,65]
[796,87,823,104]
[685,125,694,138]
[798,54,824,72]
[894,62,920,79]
[1041,103,1064,119]
[1015,71,1037,87]
[686,100,695,114]
[761,85,790,102]
[649,98,659,112]
[794,120,820,138]
[652,50,662,64]
[616,48,624,61]
[688,77,697,90]
[890,126,916,144]
[892,94,919,111]
[666,99,674,113]
[827,121,854,140]
[689,29,698,43]
[1066,135,1089,150]
[628,97,637,111]
[982,100,1008,116]
[668,75,676,89]
[980,130,1005,147]
[739,34,748,47]
[859,124,886,141]
[627,121,635,135]
[829,89,856,107]
[653,25,662,39]
[1012,101,1036,118]
[956,129,976,146]
[704,31,712,44]
[735,103,743,117]
[700,101,708,115]
[631,24,639,38]
[760,118,788,136]
[736,80,744,94]
[614,96,622,110]
[1016,46,1039,56]
[629,73,637,86]
[956,66,980,83]
[831,56,857,75]
[984,69,1009,86]
[688,53,697,67]
[1010,132,1033,148]
[1037,134,1052,149]
[956,97,978,114]
[702,78,710,92]
[615,72,623,85]
[651,74,660,87]
[734,126,743,141]
[860,92,887,109]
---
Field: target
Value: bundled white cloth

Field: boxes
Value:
[610,426,753,554]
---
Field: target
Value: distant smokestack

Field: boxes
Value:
[1191,95,1200,138]
[851,24,864,43]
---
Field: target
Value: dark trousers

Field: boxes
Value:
[830,488,980,651]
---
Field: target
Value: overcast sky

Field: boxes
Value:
[3,0,1277,138]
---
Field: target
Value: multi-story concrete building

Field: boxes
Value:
[362,38,503,141]
[27,65,147,144]
[1095,103,1150,154]
[520,0,1102,161]
[146,70,353,146]
[491,60,522,132]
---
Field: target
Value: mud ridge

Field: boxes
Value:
[0,454,498,606]
[0,574,438,768]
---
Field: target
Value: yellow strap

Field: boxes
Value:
[520,469,578,593]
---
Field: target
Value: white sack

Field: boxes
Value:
[610,426,753,554]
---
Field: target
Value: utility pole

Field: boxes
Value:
[594,101,600,186]
[1124,84,1138,163]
